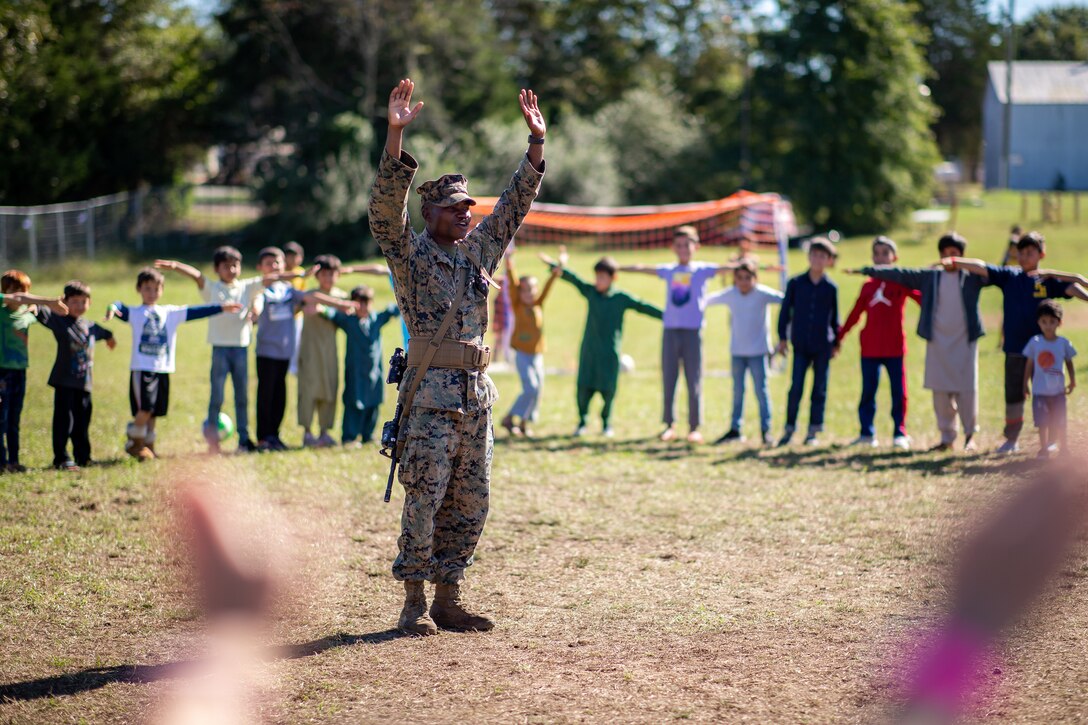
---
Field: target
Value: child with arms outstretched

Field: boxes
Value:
[543,246,662,437]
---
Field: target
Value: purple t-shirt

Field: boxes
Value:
[655,262,721,330]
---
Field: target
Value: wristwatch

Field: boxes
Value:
[527,135,545,145]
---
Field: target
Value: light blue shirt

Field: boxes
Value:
[1023,334,1076,397]
[707,284,785,356]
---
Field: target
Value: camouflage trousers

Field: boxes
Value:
[392,407,493,584]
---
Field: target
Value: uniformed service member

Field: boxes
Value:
[369,79,546,635]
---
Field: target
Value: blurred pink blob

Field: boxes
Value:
[153,465,289,725]
[893,457,1088,723]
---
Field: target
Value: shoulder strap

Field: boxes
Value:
[459,243,501,290]
[394,268,470,458]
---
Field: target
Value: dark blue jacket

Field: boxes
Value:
[777,272,839,353]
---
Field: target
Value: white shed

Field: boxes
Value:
[983,61,1088,190]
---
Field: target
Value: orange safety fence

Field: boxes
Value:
[470,190,797,250]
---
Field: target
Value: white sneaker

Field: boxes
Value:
[603,427,615,438]
[850,435,878,447]
[892,435,912,451]
[573,426,587,437]
[996,440,1020,455]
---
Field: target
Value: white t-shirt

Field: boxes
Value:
[123,305,190,373]
[200,275,265,347]
[706,284,785,356]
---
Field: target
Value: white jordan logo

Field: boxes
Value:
[869,282,892,307]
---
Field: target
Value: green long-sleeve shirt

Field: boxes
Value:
[559,268,662,392]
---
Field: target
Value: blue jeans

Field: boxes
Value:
[859,357,907,438]
[731,355,771,433]
[509,351,544,421]
[785,347,830,432]
[207,346,250,443]
[0,368,26,465]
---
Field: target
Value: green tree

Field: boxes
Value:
[596,86,709,204]
[213,0,516,251]
[915,0,1000,178]
[754,0,941,233]
[489,0,676,116]
[0,0,217,204]
[1018,5,1088,61]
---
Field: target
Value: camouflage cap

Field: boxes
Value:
[416,174,477,208]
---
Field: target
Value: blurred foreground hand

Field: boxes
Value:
[894,456,1088,724]
[154,465,288,725]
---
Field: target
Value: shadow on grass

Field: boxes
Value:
[499,433,703,461]
[0,629,407,702]
[708,444,1012,475]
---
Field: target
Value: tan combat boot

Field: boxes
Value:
[430,583,494,632]
[397,581,437,636]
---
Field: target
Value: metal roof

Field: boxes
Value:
[987,61,1088,105]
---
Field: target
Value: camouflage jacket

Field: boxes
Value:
[369,149,544,414]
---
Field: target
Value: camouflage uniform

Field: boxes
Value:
[369,148,543,585]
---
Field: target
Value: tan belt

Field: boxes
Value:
[406,338,491,371]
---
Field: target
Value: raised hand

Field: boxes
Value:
[388,79,424,129]
[557,244,569,268]
[519,89,546,138]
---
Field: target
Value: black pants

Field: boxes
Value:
[0,368,27,466]
[256,356,290,441]
[54,387,92,466]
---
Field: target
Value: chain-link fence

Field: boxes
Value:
[0,186,263,268]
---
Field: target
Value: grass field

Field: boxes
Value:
[2,190,1088,723]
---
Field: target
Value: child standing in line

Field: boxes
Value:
[706,260,784,445]
[253,247,352,451]
[108,268,240,461]
[776,237,840,446]
[298,254,353,448]
[860,233,988,452]
[0,271,68,471]
[999,225,1022,266]
[942,231,1086,454]
[284,241,308,377]
[155,248,266,455]
[543,246,663,437]
[492,274,513,366]
[328,285,400,446]
[619,226,725,444]
[838,237,921,450]
[37,281,115,471]
[729,234,784,273]
[1022,300,1076,459]
[499,248,560,438]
